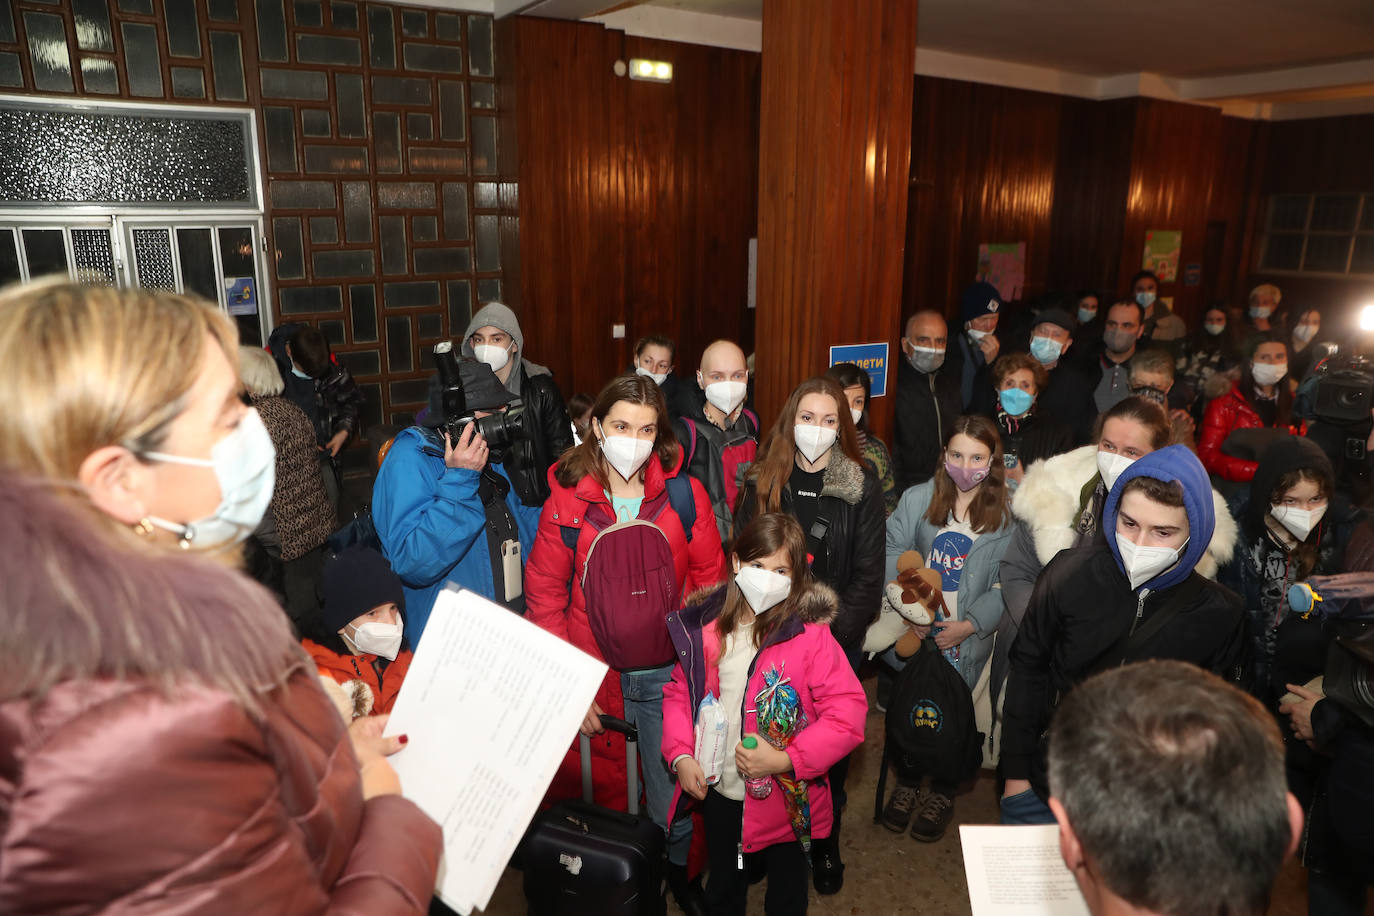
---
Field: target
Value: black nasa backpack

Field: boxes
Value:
[873,637,983,822]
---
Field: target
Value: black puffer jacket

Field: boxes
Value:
[733,452,885,656]
[1002,545,1247,799]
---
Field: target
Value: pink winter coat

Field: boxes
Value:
[661,581,867,852]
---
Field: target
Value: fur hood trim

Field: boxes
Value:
[0,473,306,708]
[1011,444,1237,578]
[684,577,839,626]
[820,452,866,505]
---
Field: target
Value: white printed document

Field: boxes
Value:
[384,586,608,914]
[960,825,1090,916]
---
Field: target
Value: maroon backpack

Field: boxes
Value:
[573,481,694,671]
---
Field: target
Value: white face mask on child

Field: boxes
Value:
[735,566,791,614]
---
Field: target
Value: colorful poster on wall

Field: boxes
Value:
[1142,230,1182,282]
[224,277,257,316]
[976,242,1026,302]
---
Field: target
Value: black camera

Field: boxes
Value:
[432,341,528,452]
[1313,352,1374,425]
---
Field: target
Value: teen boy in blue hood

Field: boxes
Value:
[999,445,1248,824]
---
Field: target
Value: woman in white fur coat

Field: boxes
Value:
[989,396,1238,719]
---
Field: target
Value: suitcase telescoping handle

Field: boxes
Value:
[579,714,640,814]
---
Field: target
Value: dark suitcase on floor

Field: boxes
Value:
[522,715,667,915]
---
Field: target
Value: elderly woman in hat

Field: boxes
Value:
[372,357,542,643]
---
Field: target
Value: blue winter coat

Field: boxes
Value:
[372,427,541,643]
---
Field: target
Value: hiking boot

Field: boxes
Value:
[909,790,954,843]
[881,784,921,833]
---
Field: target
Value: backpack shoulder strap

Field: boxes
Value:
[742,408,759,436]
[665,473,696,543]
[677,417,698,469]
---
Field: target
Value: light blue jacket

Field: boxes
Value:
[373,427,541,644]
[885,480,1014,688]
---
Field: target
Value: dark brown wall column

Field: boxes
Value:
[754,0,917,441]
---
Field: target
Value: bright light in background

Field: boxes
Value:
[1361,304,1374,331]
[628,58,673,84]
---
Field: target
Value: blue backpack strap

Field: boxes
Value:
[665,473,696,543]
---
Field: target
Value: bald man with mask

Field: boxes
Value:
[674,339,760,542]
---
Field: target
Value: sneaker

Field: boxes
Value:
[881,784,921,833]
[909,790,954,843]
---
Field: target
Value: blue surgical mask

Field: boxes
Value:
[138,408,276,549]
[1136,291,1156,308]
[999,387,1033,416]
[1029,335,1063,365]
[1077,308,1097,324]
[1250,305,1273,320]
[291,366,312,380]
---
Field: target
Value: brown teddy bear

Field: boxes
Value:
[862,550,946,655]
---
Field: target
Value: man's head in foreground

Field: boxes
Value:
[1047,660,1302,916]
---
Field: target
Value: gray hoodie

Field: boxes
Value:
[461,302,552,397]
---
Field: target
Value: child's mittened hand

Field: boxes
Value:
[735,733,791,779]
[676,758,708,800]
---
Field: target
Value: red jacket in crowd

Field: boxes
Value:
[525,458,726,809]
[1198,383,1305,482]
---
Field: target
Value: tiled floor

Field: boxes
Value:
[476,670,1362,915]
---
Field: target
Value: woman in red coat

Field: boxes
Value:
[1199,336,1301,482]
[525,374,725,912]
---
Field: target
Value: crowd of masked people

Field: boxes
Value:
[0,273,1370,916]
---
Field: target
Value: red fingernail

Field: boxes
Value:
[399,734,409,745]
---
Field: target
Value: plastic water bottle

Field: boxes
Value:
[741,736,773,799]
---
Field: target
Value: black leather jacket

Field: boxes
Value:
[507,364,573,507]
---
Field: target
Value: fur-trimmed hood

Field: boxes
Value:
[683,576,839,628]
[1011,444,1237,579]
[0,473,305,709]
[820,451,866,505]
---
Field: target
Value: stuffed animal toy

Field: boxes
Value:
[862,550,945,654]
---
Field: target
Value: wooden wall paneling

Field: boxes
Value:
[508,18,626,398]
[1262,115,1374,194]
[1204,116,1259,308]
[1045,97,1136,297]
[902,77,1062,328]
[623,35,760,377]
[755,0,917,440]
[1117,98,1224,326]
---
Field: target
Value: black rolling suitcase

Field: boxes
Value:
[521,715,667,915]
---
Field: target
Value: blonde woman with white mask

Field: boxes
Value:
[0,280,439,912]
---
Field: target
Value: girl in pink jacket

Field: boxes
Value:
[662,513,867,914]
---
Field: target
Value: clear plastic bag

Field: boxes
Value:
[694,691,729,786]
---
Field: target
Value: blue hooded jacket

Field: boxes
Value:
[1103,444,1215,593]
[373,426,541,643]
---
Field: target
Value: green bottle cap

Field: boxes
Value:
[742,736,758,749]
